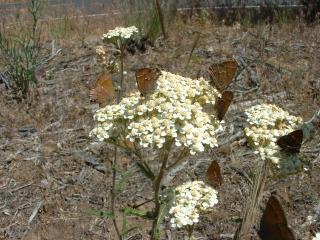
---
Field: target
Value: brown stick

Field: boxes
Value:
[155,0,167,39]
[185,32,201,68]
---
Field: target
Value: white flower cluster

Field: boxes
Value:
[102,26,139,40]
[95,45,118,73]
[312,233,320,240]
[90,71,224,155]
[96,45,108,65]
[169,181,218,228]
[244,104,303,164]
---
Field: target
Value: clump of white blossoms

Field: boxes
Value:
[95,45,118,73]
[96,45,108,65]
[244,104,303,164]
[169,181,218,228]
[102,26,139,40]
[312,233,320,240]
[90,71,224,155]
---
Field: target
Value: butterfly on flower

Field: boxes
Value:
[135,67,161,95]
[214,90,234,121]
[90,72,115,106]
[276,129,303,153]
[208,60,237,120]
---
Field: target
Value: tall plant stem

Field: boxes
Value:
[110,41,125,240]
[111,146,122,239]
[151,140,172,240]
[30,1,40,43]
[233,160,268,240]
[187,225,194,240]
[118,42,125,102]
[155,0,167,39]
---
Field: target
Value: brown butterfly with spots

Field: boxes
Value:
[208,60,238,91]
[276,129,303,153]
[90,72,115,105]
[206,160,222,187]
[258,195,296,240]
[135,68,161,95]
[214,90,234,121]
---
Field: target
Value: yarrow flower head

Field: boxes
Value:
[169,181,218,229]
[312,233,320,240]
[90,71,224,155]
[95,45,118,73]
[102,26,139,41]
[244,104,303,165]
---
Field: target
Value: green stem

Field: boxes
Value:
[110,140,154,179]
[165,148,189,172]
[110,42,125,240]
[111,145,122,239]
[154,0,167,39]
[151,140,173,240]
[187,225,194,240]
[118,41,125,101]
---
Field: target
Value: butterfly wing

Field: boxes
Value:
[276,130,303,153]
[90,72,115,105]
[206,160,222,187]
[259,195,296,240]
[214,91,234,121]
[90,85,110,104]
[208,60,238,91]
[135,68,160,95]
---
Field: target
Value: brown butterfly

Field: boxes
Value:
[135,68,161,95]
[90,72,115,105]
[206,160,222,187]
[208,60,238,91]
[214,91,234,121]
[258,195,296,240]
[276,129,303,153]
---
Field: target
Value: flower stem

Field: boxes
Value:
[187,225,195,240]
[110,41,125,240]
[151,140,173,240]
[118,41,124,102]
[111,146,121,239]
[165,148,189,172]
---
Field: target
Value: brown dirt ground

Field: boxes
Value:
[0,17,320,240]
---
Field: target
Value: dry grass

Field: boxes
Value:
[0,12,319,240]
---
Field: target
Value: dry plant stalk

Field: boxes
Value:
[155,0,167,39]
[185,32,201,68]
[111,43,126,240]
[233,160,268,240]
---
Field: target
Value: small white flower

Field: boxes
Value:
[169,181,218,229]
[244,104,302,165]
[312,233,320,240]
[102,26,139,41]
